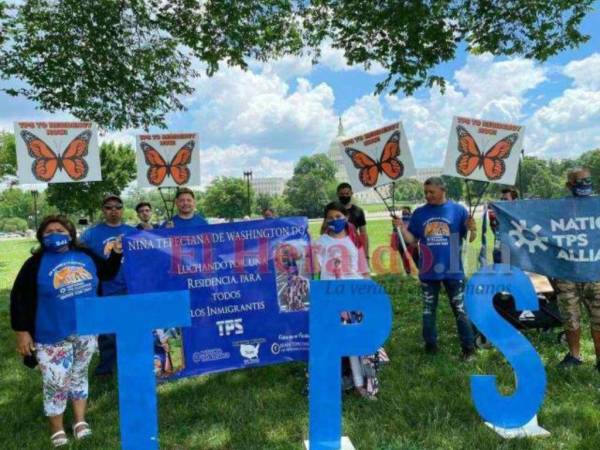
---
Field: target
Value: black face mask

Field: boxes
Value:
[338,196,351,205]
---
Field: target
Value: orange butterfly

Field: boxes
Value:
[141,141,194,186]
[455,126,518,180]
[21,130,91,181]
[344,131,404,187]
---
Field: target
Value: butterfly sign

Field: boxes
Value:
[340,122,416,192]
[443,116,525,185]
[136,133,200,188]
[14,121,100,185]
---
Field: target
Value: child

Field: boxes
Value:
[314,201,385,400]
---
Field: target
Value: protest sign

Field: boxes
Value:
[443,116,524,185]
[340,122,416,193]
[14,121,100,184]
[136,132,200,188]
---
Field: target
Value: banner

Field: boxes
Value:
[123,217,311,379]
[136,132,200,188]
[491,197,600,282]
[443,116,524,185]
[14,121,100,185]
[340,122,416,193]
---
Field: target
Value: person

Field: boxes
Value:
[395,177,477,360]
[135,201,158,230]
[80,194,136,377]
[163,187,208,228]
[10,215,122,447]
[489,187,519,263]
[262,207,276,219]
[314,201,385,399]
[555,167,600,370]
[330,183,370,260]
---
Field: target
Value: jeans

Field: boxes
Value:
[420,279,475,350]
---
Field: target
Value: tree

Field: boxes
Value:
[577,149,600,194]
[442,176,463,201]
[285,154,337,218]
[45,142,136,220]
[0,1,592,129]
[203,177,253,220]
[394,178,424,203]
[0,132,16,176]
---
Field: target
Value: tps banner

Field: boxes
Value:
[491,197,600,282]
[123,217,311,379]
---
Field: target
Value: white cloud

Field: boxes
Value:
[189,67,337,153]
[319,43,387,75]
[526,52,600,157]
[563,53,600,90]
[385,53,547,166]
[199,144,294,187]
[341,94,388,137]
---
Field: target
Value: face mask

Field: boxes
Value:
[42,233,71,252]
[572,178,593,197]
[327,217,347,234]
[338,196,351,205]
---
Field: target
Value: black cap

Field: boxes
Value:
[102,194,123,206]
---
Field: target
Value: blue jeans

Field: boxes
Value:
[420,279,475,350]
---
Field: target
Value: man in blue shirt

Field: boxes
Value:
[396,177,477,360]
[80,194,136,376]
[164,187,208,228]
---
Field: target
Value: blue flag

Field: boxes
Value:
[491,197,600,282]
[123,217,311,379]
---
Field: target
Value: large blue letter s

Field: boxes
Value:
[465,264,546,428]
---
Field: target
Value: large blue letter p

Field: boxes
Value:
[308,280,392,450]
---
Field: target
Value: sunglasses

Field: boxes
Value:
[103,205,123,211]
[576,177,592,184]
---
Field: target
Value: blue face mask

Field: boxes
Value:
[572,179,593,197]
[327,217,347,234]
[42,233,71,252]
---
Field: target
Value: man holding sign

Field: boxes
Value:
[396,177,477,359]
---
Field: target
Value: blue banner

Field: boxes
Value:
[123,217,312,379]
[491,197,600,282]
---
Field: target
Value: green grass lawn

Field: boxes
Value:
[1,237,599,449]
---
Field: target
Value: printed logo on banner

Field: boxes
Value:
[443,116,524,185]
[492,197,600,282]
[14,122,101,185]
[240,343,260,360]
[136,133,200,188]
[340,122,416,193]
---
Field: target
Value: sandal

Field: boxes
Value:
[73,421,92,440]
[355,386,378,401]
[50,430,68,447]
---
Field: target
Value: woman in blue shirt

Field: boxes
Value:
[10,215,122,447]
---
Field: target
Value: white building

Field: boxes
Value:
[250,177,286,196]
[413,167,443,183]
[327,118,382,204]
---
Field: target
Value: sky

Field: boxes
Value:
[1,4,600,188]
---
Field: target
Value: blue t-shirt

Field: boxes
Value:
[80,222,136,295]
[164,214,208,228]
[408,201,468,281]
[35,250,99,344]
